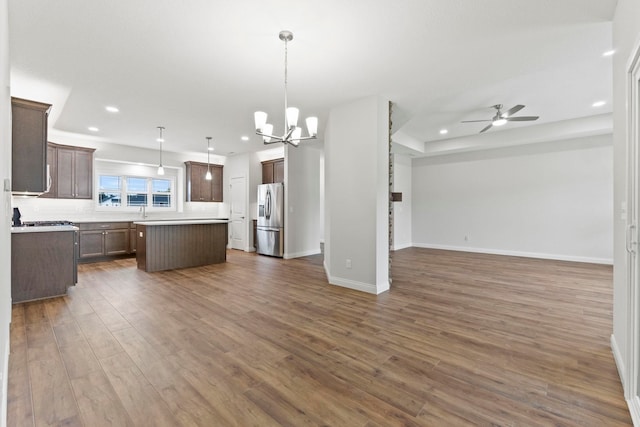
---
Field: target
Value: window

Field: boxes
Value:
[98,175,122,206]
[97,174,173,211]
[152,179,171,207]
[127,177,148,206]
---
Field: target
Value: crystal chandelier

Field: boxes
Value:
[254,30,318,147]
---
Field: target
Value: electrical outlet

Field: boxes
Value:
[346,259,352,269]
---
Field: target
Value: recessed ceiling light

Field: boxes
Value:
[592,101,606,107]
[603,50,615,57]
[241,136,249,141]
[439,129,448,135]
[105,106,119,113]
[88,126,99,132]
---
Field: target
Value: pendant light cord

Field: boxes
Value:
[157,126,165,167]
[283,37,288,132]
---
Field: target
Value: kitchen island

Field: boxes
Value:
[134,219,228,272]
[11,225,78,302]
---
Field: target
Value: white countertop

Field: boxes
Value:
[134,219,229,226]
[11,225,79,233]
[74,217,228,223]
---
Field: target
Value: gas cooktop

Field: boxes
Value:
[20,220,74,227]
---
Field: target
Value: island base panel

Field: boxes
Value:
[136,223,227,272]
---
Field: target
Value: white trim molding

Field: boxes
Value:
[284,249,322,259]
[621,30,640,425]
[323,260,381,295]
[413,243,613,265]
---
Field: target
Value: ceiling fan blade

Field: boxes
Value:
[479,123,493,133]
[503,104,525,117]
[461,119,491,123]
[506,116,539,121]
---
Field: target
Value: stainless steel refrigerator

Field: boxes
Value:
[256,182,284,257]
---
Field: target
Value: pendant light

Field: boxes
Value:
[205,137,212,181]
[156,126,165,175]
[253,30,318,147]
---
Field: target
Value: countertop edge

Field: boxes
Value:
[134,220,230,226]
[11,225,79,233]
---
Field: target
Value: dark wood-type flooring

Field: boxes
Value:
[8,248,632,426]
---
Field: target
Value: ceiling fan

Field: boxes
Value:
[462,104,539,133]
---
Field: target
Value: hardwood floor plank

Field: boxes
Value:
[7,311,34,427]
[99,351,179,427]
[58,340,102,380]
[7,248,632,426]
[70,371,135,427]
[28,357,82,426]
[86,298,131,332]
[75,312,124,360]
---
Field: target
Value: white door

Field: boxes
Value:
[230,176,247,250]
[627,37,640,414]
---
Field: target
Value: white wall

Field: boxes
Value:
[612,0,640,401]
[284,144,321,258]
[324,96,389,294]
[392,153,412,250]
[412,134,613,263]
[1,0,11,423]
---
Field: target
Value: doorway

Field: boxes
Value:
[230,176,247,251]
[625,34,640,419]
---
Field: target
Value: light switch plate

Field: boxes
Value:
[3,178,10,192]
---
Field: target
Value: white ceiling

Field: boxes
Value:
[8,0,617,158]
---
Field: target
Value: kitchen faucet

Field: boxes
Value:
[140,205,147,219]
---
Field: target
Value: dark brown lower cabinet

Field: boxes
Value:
[11,230,76,303]
[77,222,131,262]
[130,223,137,253]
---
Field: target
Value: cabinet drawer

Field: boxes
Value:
[77,222,131,231]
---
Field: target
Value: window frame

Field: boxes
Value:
[95,165,177,213]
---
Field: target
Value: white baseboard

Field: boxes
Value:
[614,333,640,426]
[412,243,613,265]
[329,276,379,294]
[628,396,640,427]
[322,265,386,295]
[284,249,321,259]
[392,242,412,251]
[611,334,626,391]
[0,325,9,427]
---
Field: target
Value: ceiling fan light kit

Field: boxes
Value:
[253,30,318,147]
[462,104,539,133]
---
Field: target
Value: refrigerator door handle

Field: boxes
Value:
[266,189,271,220]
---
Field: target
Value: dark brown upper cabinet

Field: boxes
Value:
[41,142,95,199]
[11,97,51,195]
[185,161,223,202]
[262,158,284,184]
